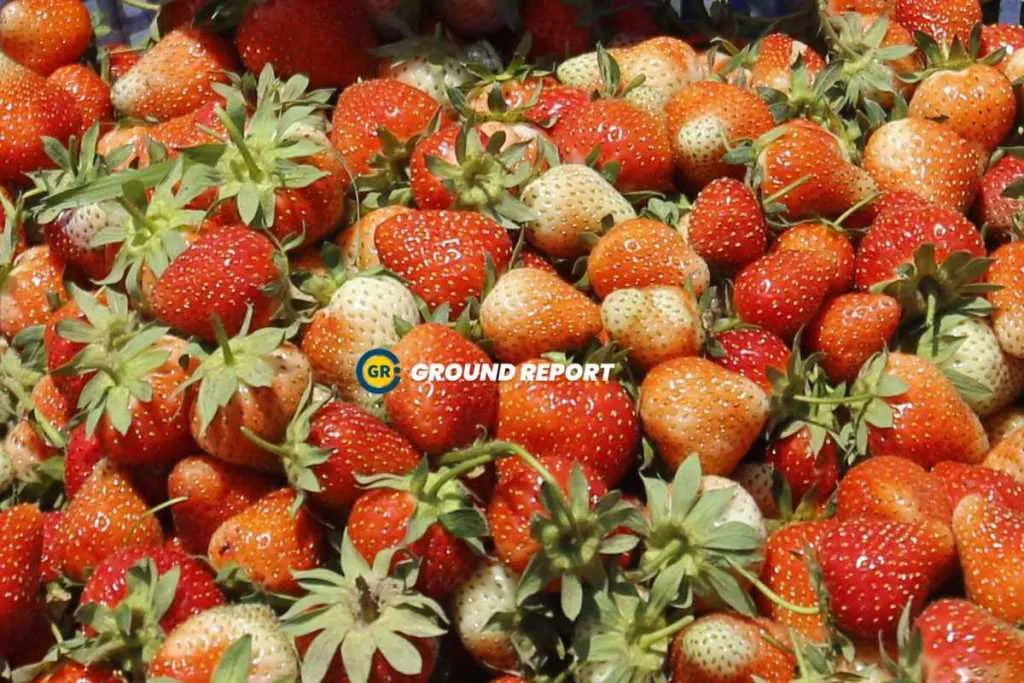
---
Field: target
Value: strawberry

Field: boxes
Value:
[208,488,323,595]
[973,153,1024,239]
[520,164,636,259]
[757,520,835,641]
[709,328,791,393]
[65,424,104,499]
[767,428,839,504]
[982,23,1024,85]
[496,358,639,487]
[907,39,1016,156]
[230,0,376,89]
[774,222,856,297]
[480,267,603,363]
[452,561,518,672]
[893,0,981,45]
[384,322,499,456]
[551,98,674,193]
[151,225,287,343]
[1,245,66,341]
[375,209,512,315]
[640,357,769,475]
[336,205,409,271]
[686,177,768,272]
[733,249,833,341]
[436,0,510,37]
[836,455,952,528]
[0,504,43,659]
[748,33,826,93]
[374,32,473,105]
[984,425,1024,483]
[986,241,1024,358]
[858,352,989,468]
[932,460,1024,513]
[913,598,1024,681]
[863,117,982,212]
[601,285,704,370]
[48,65,113,133]
[824,0,893,12]
[521,0,595,58]
[805,293,901,383]
[0,0,92,75]
[111,27,238,121]
[300,273,419,407]
[103,43,142,82]
[282,534,445,683]
[664,81,775,192]
[183,327,309,471]
[953,493,1024,622]
[28,661,124,682]
[669,614,794,683]
[556,37,703,103]
[54,459,164,582]
[854,202,985,291]
[587,217,709,299]
[149,604,299,682]
[330,78,441,179]
[167,455,277,555]
[818,517,955,639]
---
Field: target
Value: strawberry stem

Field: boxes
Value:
[727,557,820,615]
[636,614,694,649]
[211,315,235,366]
[762,174,812,206]
[216,108,264,182]
[240,426,290,458]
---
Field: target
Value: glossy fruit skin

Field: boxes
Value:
[915,599,1024,683]
[208,489,323,596]
[235,0,376,89]
[348,488,479,599]
[384,323,499,457]
[48,64,113,133]
[408,125,466,209]
[80,544,225,633]
[766,428,839,503]
[973,154,1024,238]
[306,401,421,512]
[488,455,607,574]
[932,460,1024,513]
[774,222,855,296]
[588,217,709,299]
[669,613,794,683]
[893,0,981,45]
[749,33,826,92]
[710,328,790,394]
[805,293,901,382]
[836,455,952,529]
[733,249,832,341]
[601,285,704,370]
[665,81,775,192]
[687,178,768,273]
[0,0,92,75]
[496,359,640,487]
[757,520,835,641]
[0,504,44,658]
[30,661,125,683]
[953,494,1024,622]
[375,209,512,316]
[551,98,674,193]
[987,242,1024,359]
[640,357,769,476]
[167,455,276,555]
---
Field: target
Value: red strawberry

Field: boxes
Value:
[65,424,104,499]
[375,209,512,315]
[914,599,1024,681]
[687,177,769,272]
[953,493,1024,622]
[854,202,984,291]
[836,455,952,528]
[522,0,595,57]
[805,293,901,382]
[80,544,224,634]
[110,27,239,121]
[932,460,1024,513]
[496,359,640,487]
[150,225,286,343]
[39,510,64,584]
[973,153,1024,239]
[749,33,826,92]
[0,504,43,659]
[167,455,276,555]
[0,0,92,75]
[54,459,164,582]
[384,323,499,456]
[0,53,80,187]
[893,0,981,45]
[664,81,776,192]
[29,662,125,683]
[774,222,855,297]
[208,488,323,595]
[766,429,839,504]
[733,249,833,341]
[757,520,836,641]
[710,327,790,393]
[47,64,113,133]
[234,0,376,89]
[551,98,674,193]
[819,517,955,639]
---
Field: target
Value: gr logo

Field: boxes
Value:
[355,349,401,394]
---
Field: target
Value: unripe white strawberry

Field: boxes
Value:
[453,561,518,672]
[700,475,768,542]
[379,55,472,104]
[601,285,703,370]
[671,613,790,681]
[520,165,635,259]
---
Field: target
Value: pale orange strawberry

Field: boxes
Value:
[336,206,408,271]
[986,241,1024,358]
[805,293,901,382]
[664,81,775,192]
[953,493,1024,622]
[587,217,709,299]
[0,0,92,75]
[480,267,603,363]
[0,245,66,340]
[639,357,769,475]
[984,425,1024,483]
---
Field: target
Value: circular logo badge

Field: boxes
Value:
[355,348,401,394]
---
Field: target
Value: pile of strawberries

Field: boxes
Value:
[3,0,1024,680]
